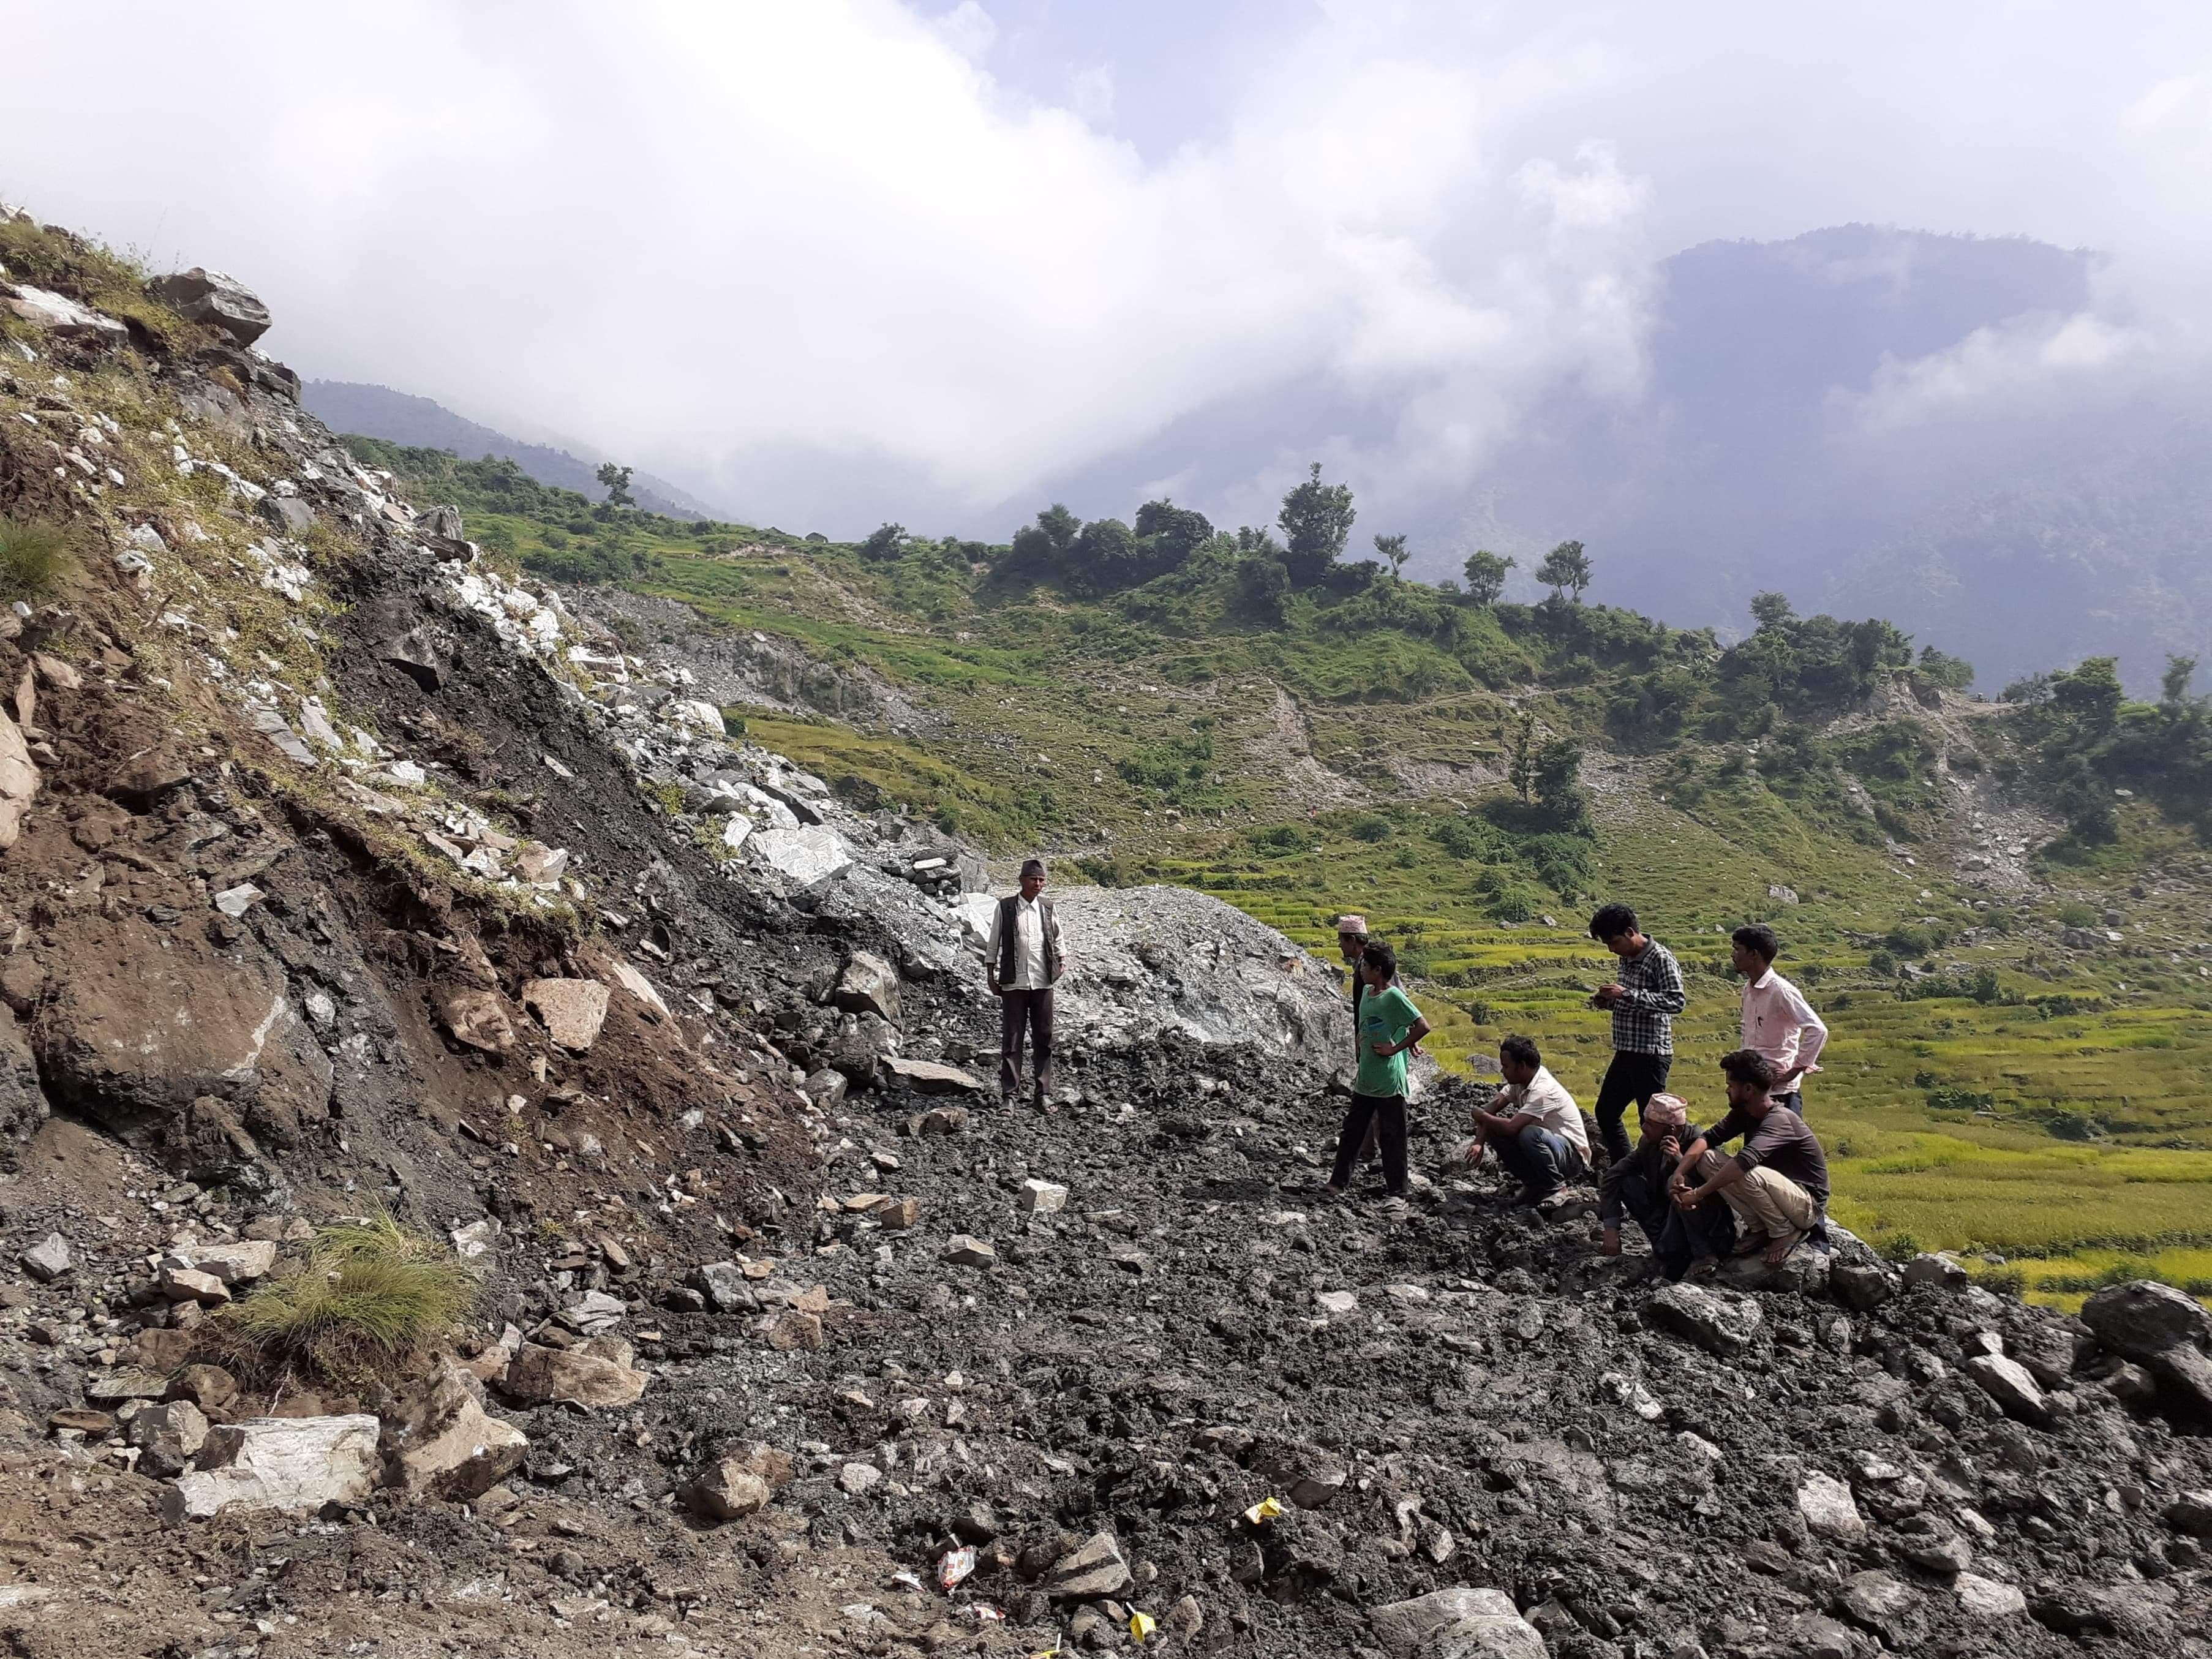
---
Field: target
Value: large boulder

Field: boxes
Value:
[882,1056,987,1094]
[31,918,332,1149]
[502,1340,649,1409]
[833,951,901,1024]
[148,268,273,347]
[1369,1587,1546,1659]
[521,979,610,1051]
[162,1415,381,1522]
[1645,1282,1762,1358]
[165,1240,278,1287]
[1964,1353,2052,1426]
[1042,1533,1132,1600]
[751,826,853,888]
[378,1358,528,1499]
[2082,1280,2211,1360]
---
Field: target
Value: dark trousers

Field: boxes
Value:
[1494,1123,1586,1199]
[999,988,1053,1100]
[1330,1093,1407,1196]
[1773,1089,1803,1115]
[1608,1156,1736,1277]
[1594,1051,1673,1164]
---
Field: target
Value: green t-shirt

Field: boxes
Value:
[1355,984,1421,1098]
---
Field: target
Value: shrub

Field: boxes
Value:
[216,1214,474,1385]
[0,517,77,602]
[2055,900,2098,929]
[1350,816,1391,843]
[1971,1263,2025,1297]
[1879,1231,1922,1262]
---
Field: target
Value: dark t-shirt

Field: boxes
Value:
[1706,1102,1829,1209]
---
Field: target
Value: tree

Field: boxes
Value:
[2163,653,2199,705]
[1462,548,1514,606]
[1750,590,1796,630]
[1373,532,1409,582]
[595,462,635,508]
[1134,499,1213,575]
[1073,516,1140,592]
[1535,540,1592,603]
[1232,549,1290,626]
[860,522,909,561]
[1277,462,1355,586]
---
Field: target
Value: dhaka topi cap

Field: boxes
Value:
[1642,1093,1690,1129]
[1334,914,1369,935]
[1020,858,1047,879]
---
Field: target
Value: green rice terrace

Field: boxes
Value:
[345,438,2212,1306]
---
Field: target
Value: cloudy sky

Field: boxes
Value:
[7,1,2211,541]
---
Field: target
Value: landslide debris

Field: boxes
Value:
[0,206,2206,1659]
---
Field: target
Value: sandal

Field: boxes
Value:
[1731,1232,1770,1258]
[1762,1229,1806,1267]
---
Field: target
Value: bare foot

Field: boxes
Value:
[1599,1227,1622,1257]
[1762,1228,1806,1266]
[1731,1232,1770,1258]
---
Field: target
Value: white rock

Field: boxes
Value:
[1369,1587,1546,1659]
[213,882,263,918]
[163,1415,382,1523]
[167,1239,277,1285]
[1315,1290,1360,1317]
[1954,1572,2026,1618]
[1797,1471,1867,1541]
[1020,1179,1069,1214]
[752,826,852,887]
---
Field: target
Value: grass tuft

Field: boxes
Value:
[0,516,78,602]
[214,1213,475,1385]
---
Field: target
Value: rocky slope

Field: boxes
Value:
[0,211,2208,1659]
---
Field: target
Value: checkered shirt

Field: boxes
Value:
[1610,937,1686,1055]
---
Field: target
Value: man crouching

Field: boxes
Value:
[1670,1050,1830,1269]
[1464,1035,1589,1214]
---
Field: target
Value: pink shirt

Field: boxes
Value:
[1740,968,1827,1077]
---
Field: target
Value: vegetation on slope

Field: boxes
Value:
[342,438,2212,1303]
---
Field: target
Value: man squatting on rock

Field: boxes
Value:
[1587,902,1687,1167]
[1598,1092,1736,1279]
[1732,922,1827,1114]
[1671,1048,1833,1268]
[1462,1034,1588,1214]
[984,857,1067,1110]
[1323,942,1431,1220]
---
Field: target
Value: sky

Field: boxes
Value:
[6,1,2212,543]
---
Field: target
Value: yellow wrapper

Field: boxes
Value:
[1243,1495,1285,1524]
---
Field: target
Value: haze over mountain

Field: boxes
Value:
[302,382,732,524]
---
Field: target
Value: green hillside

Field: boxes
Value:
[342,438,2212,1304]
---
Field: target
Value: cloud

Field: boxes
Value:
[1843,312,2156,431]
[2,1,2208,539]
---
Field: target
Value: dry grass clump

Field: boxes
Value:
[0,516,77,603]
[216,1214,475,1384]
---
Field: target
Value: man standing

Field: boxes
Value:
[1670,1050,1830,1268]
[1587,903,1686,1165]
[1465,1035,1589,1213]
[1732,924,1827,1113]
[1599,1094,1734,1278]
[1323,942,1431,1221]
[985,859,1067,1110]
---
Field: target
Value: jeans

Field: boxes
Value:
[1772,1089,1803,1115]
[1330,1093,1408,1197]
[1608,1154,1736,1277]
[1494,1123,1586,1199]
[999,988,1054,1100]
[1594,1051,1673,1164]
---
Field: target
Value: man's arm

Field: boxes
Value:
[1783,984,1827,1079]
[983,903,1004,993]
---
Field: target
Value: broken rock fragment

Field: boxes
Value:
[1043,1533,1132,1600]
[1797,1471,1867,1541]
[521,978,610,1051]
[833,950,901,1023]
[379,1357,529,1500]
[129,1399,209,1479]
[440,988,515,1054]
[20,1232,71,1283]
[149,268,273,347]
[502,1340,649,1409]
[162,1414,382,1523]
[1645,1281,1762,1357]
[1368,1587,1544,1659]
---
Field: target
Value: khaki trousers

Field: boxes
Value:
[1695,1149,1817,1237]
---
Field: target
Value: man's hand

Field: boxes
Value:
[1369,1038,1399,1057]
[987,979,1003,998]
[1670,1180,1704,1211]
[1594,982,1625,1007]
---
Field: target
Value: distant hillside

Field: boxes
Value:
[302,380,730,522]
[1448,225,2212,693]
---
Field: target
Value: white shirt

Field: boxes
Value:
[1740,967,1827,1078]
[1499,1065,1588,1159]
[985,893,1061,990]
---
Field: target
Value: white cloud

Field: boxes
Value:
[1841,313,2156,432]
[2,1,2208,536]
